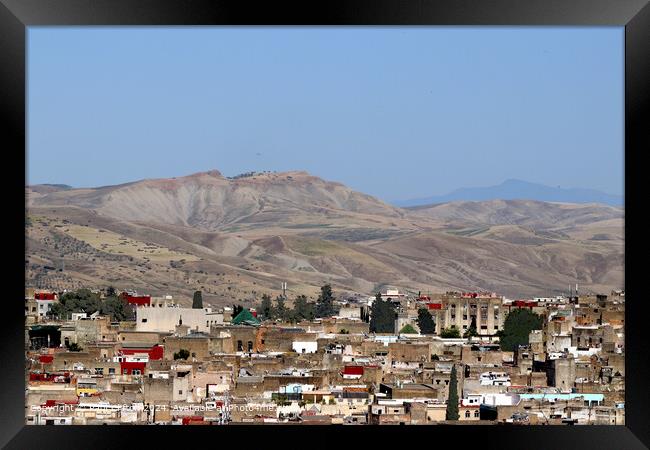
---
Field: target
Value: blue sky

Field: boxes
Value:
[27,27,624,202]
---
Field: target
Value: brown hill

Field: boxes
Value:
[29,170,406,231]
[26,171,624,304]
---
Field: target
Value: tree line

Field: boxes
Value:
[47,287,131,322]
[256,284,338,322]
[369,292,437,334]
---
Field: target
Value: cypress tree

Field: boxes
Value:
[192,290,203,309]
[416,308,436,334]
[259,294,273,320]
[446,365,460,420]
[315,284,337,318]
[369,293,397,333]
[273,296,288,321]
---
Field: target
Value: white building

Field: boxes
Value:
[292,341,318,354]
[479,371,511,386]
[136,305,223,333]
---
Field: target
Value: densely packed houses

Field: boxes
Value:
[25,286,625,425]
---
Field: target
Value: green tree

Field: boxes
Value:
[463,317,478,339]
[192,290,203,309]
[106,286,117,297]
[101,296,129,322]
[50,288,102,320]
[369,293,397,333]
[399,324,417,334]
[440,327,461,338]
[360,307,370,323]
[47,302,65,319]
[446,365,460,420]
[173,349,190,360]
[416,308,436,334]
[292,295,315,322]
[498,308,543,351]
[259,294,273,320]
[315,284,337,318]
[273,296,288,321]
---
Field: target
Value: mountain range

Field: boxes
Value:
[394,179,623,207]
[26,170,624,306]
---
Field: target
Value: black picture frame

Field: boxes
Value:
[1,0,647,448]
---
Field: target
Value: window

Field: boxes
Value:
[465,410,471,418]
[108,368,115,374]
[95,368,104,375]
[123,369,128,374]
[141,318,147,323]
[474,410,480,418]
[179,390,183,395]
[132,369,141,375]
[237,340,243,351]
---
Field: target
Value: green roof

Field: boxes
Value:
[29,325,60,331]
[231,308,261,326]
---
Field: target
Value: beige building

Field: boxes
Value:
[136,306,224,333]
[437,292,505,336]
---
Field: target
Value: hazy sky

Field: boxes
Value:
[27,27,624,202]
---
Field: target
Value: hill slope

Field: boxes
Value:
[26,171,624,304]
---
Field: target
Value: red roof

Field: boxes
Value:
[119,361,146,374]
[35,292,56,300]
[39,355,54,364]
[426,303,442,310]
[120,345,163,360]
[343,366,364,375]
[513,300,537,308]
[121,293,151,306]
[42,399,78,407]
[181,416,204,425]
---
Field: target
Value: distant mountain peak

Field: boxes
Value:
[394,179,623,208]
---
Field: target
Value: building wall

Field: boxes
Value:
[163,337,210,361]
[292,341,318,354]
[136,307,222,333]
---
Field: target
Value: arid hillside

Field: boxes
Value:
[26,171,624,306]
